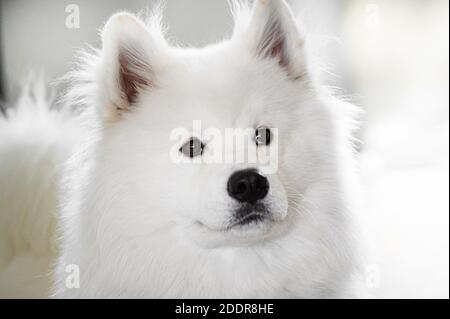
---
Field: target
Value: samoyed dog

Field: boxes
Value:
[0,0,362,298]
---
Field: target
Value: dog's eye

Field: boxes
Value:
[179,137,204,158]
[255,127,271,146]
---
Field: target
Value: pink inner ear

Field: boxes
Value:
[118,47,152,106]
[259,19,290,71]
[267,35,289,70]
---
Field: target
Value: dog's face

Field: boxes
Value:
[92,1,331,248]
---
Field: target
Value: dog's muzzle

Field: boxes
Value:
[227,169,270,226]
[227,169,269,204]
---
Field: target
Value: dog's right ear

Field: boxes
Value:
[99,13,164,120]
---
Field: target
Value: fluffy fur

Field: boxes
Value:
[1,0,363,298]
[0,79,80,297]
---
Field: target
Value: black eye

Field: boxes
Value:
[179,137,204,158]
[255,127,271,146]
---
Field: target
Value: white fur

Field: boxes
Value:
[0,79,80,297]
[1,0,363,298]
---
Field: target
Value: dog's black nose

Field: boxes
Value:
[227,169,269,204]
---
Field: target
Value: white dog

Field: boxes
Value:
[0,0,363,298]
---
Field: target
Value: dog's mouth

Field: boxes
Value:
[225,202,271,230]
[226,212,268,229]
[190,201,290,248]
[194,203,272,233]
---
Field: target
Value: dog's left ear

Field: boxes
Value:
[240,0,307,80]
[99,13,165,120]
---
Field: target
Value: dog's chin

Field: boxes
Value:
[186,207,289,249]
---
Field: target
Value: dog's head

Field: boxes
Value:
[85,0,346,249]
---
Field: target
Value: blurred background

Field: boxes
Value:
[0,0,448,298]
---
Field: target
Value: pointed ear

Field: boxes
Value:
[243,0,307,80]
[100,13,162,119]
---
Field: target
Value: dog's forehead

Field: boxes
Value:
[169,52,247,89]
[142,45,294,130]
[168,46,291,103]
[168,101,246,131]
[154,52,252,121]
